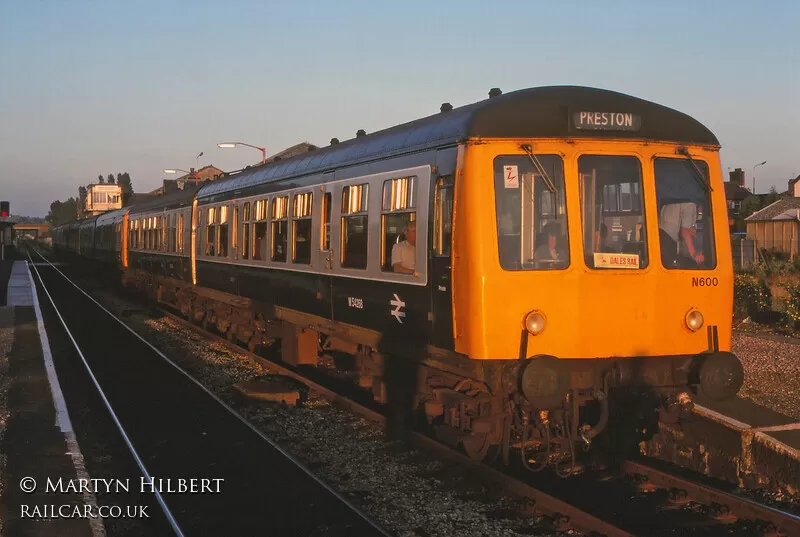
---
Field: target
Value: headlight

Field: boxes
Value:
[525,311,546,335]
[685,310,704,332]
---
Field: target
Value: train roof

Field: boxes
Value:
[127,187,197,216]
[96,207,128,227]
[196,85,719,201]
[79,215,100,229]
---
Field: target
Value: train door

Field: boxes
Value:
[431,175,455,349]
[316,179,335,320]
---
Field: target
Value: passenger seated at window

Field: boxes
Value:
[534,222,567,267]
[659,201,703,267]
[392,221,416,274]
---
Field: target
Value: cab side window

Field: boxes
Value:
[434,176,454,256]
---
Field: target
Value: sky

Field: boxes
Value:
[1,0,798,217]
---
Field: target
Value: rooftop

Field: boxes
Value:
[746,198,800,221]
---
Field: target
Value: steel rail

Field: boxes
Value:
[156,308,633,537]
[30,247,393,537]
[622,459,800,536]
[26,251,187,537]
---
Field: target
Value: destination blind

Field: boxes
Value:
[573,111,642,131]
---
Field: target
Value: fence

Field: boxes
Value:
[732,238,799,270]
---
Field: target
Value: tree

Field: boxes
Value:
[45,198,78,226]
[78,186,88,218]
[740,195,762,220]
[117,172,134,206]
[762,185,783,208]
[98,174,105,184]
[108,174,115,185]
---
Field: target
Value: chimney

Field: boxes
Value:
[729,168,745,188]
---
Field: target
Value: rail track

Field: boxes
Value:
[25,247,390,537]
[31,245,800,537]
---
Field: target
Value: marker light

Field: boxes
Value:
[525,311,546,336]
[686,310,704,332]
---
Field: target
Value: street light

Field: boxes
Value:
[218,141,266,165]
[752,160,767,194]
[164,168,199,187]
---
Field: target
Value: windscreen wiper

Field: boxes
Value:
[676,147,713,192]
[520,144,556,193]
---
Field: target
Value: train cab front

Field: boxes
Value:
[452,139,744,471]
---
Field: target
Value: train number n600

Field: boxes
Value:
[692,277,718,287]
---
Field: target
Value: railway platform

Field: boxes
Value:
[1,261,99,537]
[642,382,800,495]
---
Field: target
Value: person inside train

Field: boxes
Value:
[658,200,703,267]
[534,221,567,267]
[392,220,416,274]
[597,223,616,253]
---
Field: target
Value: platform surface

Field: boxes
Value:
[7,261,33,306]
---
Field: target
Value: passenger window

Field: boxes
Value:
[206,207,216,256]
[341,184,369,269]
[434,176,454,256]
[292,192,313,264]
[579,155,647,269]
[218,205,228,257]
[253,199,267,261]
[655,158,715,270]
[178,214,184,253]
[381,177,416,273]
[321,192,331,251]
[232,206,238,257]
[242,202,251,260]
[493,155,568,270]
[170,214,177,253]
[271,196,288,262]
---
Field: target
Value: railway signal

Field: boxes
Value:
[0,201,8,217]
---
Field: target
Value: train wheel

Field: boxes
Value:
[226,325,237,343]
[462,434,500,463]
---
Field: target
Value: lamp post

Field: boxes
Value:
[217,142,266,165]
[165,168,199,187]
[752,160,767,194]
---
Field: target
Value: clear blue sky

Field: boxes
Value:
[1,0,798,217]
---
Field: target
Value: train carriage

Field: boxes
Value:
[94,207,128,265]
[55,86,744,472]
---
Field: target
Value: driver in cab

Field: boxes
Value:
[535,222,567,268]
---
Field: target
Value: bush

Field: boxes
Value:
[783,282,800,326]
[734,274,772,322]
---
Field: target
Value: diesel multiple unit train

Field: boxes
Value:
[53,86,744,473]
